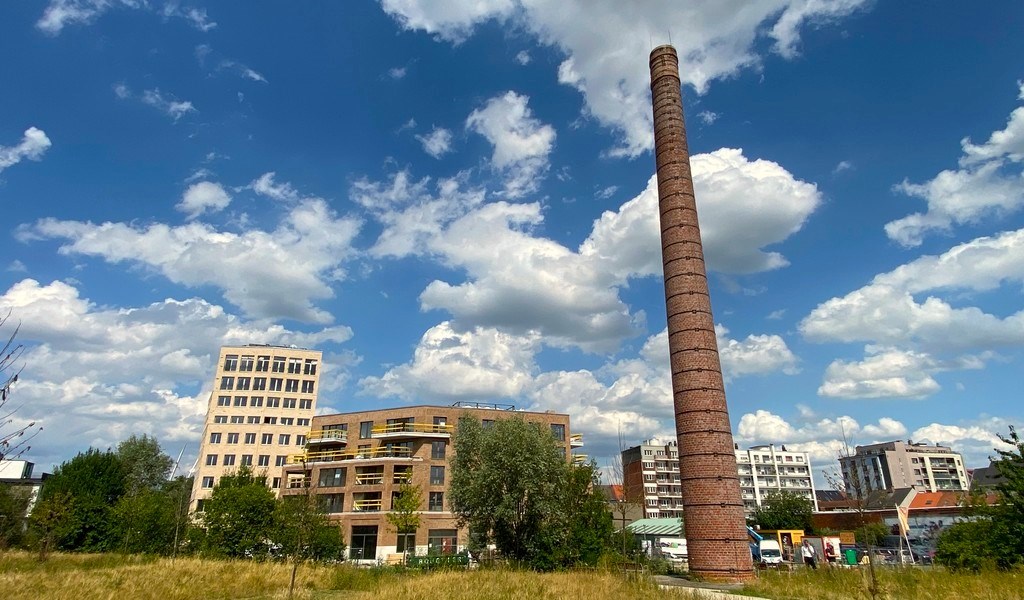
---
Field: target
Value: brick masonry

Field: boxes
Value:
[649,44,754,581]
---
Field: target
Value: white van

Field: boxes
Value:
[758,540,783,565]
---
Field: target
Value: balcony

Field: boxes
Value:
[371,422,453,440]
[287,445,416,465]
[306,429,348,446]
[572,453,589,466]
[355,472,385,485]
[353,499,382,512]
[570,433,584,448]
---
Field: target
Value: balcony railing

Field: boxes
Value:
[570,433,584,448]
[287,445,414,465]
[355,473,385,485]
[306,429,348,445]
[371,422,454,439]
[353,499,382,512]
[571,453,589,466]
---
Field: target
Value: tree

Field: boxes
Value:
[198,466,277,558]
[116,434,173,496]
[28,491,74,560]
[751,490,814,531]
[0,483,32,549]
[542,460,614,569]
[112,488,178,554]
[33,448,126,551]
[1,311,41,461]
[385,483,422,561]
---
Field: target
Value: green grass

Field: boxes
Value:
[738,566,1024,599]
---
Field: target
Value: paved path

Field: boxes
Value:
[653,575,770,599]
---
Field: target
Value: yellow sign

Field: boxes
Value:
[839,531,856,544]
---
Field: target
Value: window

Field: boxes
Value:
[250,396,263,407]
[550,423,566,442]
[279,417,294,426]
[285,379,299,393]
[301,380,315,394]
[231,415,244,424]
[209,432,222,444]
[319,467,346,487]
[252,378,267,391]
[272,356,286,373]
[275,455,286,467]
[236,377,251,391]
[239,355,254,371]
[350,525,378,560]
[195,499,206,512]
[283,398,297,409]
[267,397,280,408]
[428,492,444,512]
[217,395,230,407]
[644,449,653,456]
[430,466,445,485]
[269,378,283,392]
[201,476,214,489]
[482,419,494,429]
[431,441,446,460]
[262,433,273,444]
[214,415,227,423]
[271,477,281,489]
[223,355,238,371]
[223,454,236,466]
[427,529,457,554]
[233,396,247,407]
[323,493,344,513]
[397,532,415,554]
[246,416,260,424]
[227,433,239,444]
[359,421,373,439]
[241,455,253,466]
[296,435,307,446]
[256,355,270,372]
[288,358,302,374]
[279,434,291,445]
[258,455,270,467]
[304,359,318,375]
[263,416,277,425]
[244,433,256,444]
[297,418,310,426]
[299,399,312,410]
[219,377,234,390]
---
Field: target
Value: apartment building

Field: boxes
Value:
[622,440,816,518]
[190,344,322,512]
[839,440,968,495]
[279,403,582,562]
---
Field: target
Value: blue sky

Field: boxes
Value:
[2,1,1023,484]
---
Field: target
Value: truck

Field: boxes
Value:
[748,527,784,566]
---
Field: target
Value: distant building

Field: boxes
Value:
[190,344,323,512]
[0,459,49,520]
[839,440,968,496]
[622,440,816,519]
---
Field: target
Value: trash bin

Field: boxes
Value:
[844,549,857,566]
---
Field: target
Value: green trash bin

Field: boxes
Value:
[844,549,857,565]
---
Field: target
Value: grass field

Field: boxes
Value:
[2,552,1023,600]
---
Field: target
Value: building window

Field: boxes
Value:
[201,476,214,489]
[255,355,270,371]
[253,378,267,391]
[296,435,307,446]
[241,455,253,466]
[288,359,302,374]
[223,454,236,466]
[261,433,273,444]
[397,532,415,554]
[299,399,312,410]
[350,525,378,561]
[217,395,230,407]
[223,355,239,371]
[301,380,315,394]
[550,423,566,442]
[233,396,247,407]
[230,415,244,424]
[428,492,444,512]
[427,529,457,554]
[195,499,206,512]
[304,359,317,375]
[281,417,295,426]
[219,377,234,390]
[214,415,227,424]
[267,397,280,408]
[323,493,344,514]
[298,418,310,426]
[227,433,239,444]
[644,449,653,456]
[263,416,277,425]
[258,455,270,467]
[272,356,286,373]
[283,398,297,409]
[272,477,281,489]
[247,397,262,408]
[285,379,299,393]
[360,421,373,439]
[239,355,254,371]
[431,441,446,460]
[244,433,256,444]
[482,419,494,429]
[319,467,346,487]
[269,378,283,392]
[430,466,445,485]
[236,377,251,391]
[276,455,286,467]
[279,434,291,445]
[209,432,222,444]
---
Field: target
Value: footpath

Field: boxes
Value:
[653,575,769,599]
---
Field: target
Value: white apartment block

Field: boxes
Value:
[623,441,816,519]
[189,344,322,512]
[839,440,968,495]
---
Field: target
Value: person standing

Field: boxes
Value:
[801,539,818,570]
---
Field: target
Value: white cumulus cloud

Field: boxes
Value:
[415,126,454,159]
[0,127,51,173]
[466,91,555,199]
[176,181,232,219]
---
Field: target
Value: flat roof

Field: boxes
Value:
[314,404,569,418]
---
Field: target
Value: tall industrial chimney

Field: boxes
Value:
[649,44,754,581]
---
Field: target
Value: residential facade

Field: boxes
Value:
[622,440,816,519]
[279,403,581,562]
[190,344,322,512]
[0,459,49,518]
[839,440,968,495]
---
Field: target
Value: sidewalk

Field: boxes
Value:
[653,576,769,599]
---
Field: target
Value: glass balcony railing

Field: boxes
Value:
[370,422,454,438]
[353,499,382,512]
[287,445,414,465]
[306,429,348,445]
[570,433,584,448]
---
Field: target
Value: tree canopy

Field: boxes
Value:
[198,466,278,558]
[117,434,174,496]
[750,490,814,532]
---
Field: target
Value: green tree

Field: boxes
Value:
[541,460,614,569]
[751,490,814,531]
[28,491,74,560]
[112,489,178,554]
[116,434,173,496]
[198,466,277,558]
[33,448,126,551]
[385,483,422,561]
[0,483,32,549]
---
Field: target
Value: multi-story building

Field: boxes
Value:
[840,440,968,495]
[280,403,581,562]
[622,441,816,519]
[190,344,322,512]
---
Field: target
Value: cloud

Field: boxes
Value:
[250,172,301,202]
[415,126,454,158]
[18,177,362,323]
[115,84,196,121]
[833,160,853,174]
[515,50,531,65]
[886,83,1024,246]
[176,181,232,219]
[183,6,216,31]
[818,347,942,399]
[594,185,618,200]
[767,309,786,320]
[466,91,555,198]
[220,61,268,83]
[381,0,870,157]
[698,110,719,125]
[0,278,352,470]
[38,0,217,35]
[0,127,52,173]
[715,325,799,380]
[388,66,408,80]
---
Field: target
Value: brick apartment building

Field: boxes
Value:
[280,403,583,562]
